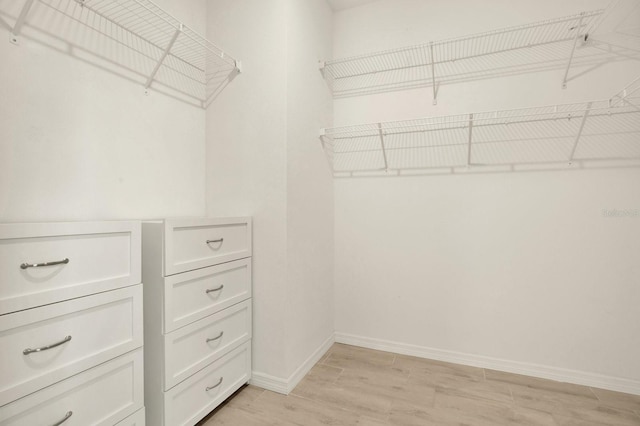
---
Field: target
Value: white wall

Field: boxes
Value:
[206,0,334,387]
[333,0,640,391]
[285,0,334,381]
[0,0,207,222]
[206,0,289,380]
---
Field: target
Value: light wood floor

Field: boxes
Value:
[199,343,640,425]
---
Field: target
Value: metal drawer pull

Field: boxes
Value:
[206,285,224,294]
[23,335,72,355]
[20,258,69,270]
[206,238,224,244]
[52,411,73,426]
[206,377,223,391]
[206,331,224,343]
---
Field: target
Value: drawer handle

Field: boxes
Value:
[52,411,73,426]
[206,238,224,245]
[206,285,224,294]
[20,258,69,270]
[206,331,224,343]
[23,335,72,355]
[206,377,223,391]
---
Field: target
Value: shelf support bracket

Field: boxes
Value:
[562,12,585,89]
[429,42,437,105]
[145,24,183,92]
[10,0,36,45]
[378,123,389,171]
[467,113,474,166]
[569,102,591,162]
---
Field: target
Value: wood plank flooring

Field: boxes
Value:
[199,343,640,425]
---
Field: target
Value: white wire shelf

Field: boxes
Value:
[320,91,640,177]
[9,0,240,107]
[321,10,605,100]
[610,75,640,107]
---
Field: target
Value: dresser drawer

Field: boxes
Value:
[0,348,143,425]
[115,408,145,426]
[164,218,251,276]
[164,300,252,390]
[165,258,251,332]
[164,342,251,426]
[0,222,141,315]
[0,285,143,407]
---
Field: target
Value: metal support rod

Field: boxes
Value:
[609,77,640,107]
[569,102,592,161]
[145,25,182,89]
[429,42,437,105]
[562,13,585,89]
[378,123,389,171]
[10,0,36,44]
[467,113,474,166]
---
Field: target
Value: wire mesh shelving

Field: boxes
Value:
[9,0,241,107]
[319,78,640,177]
[321,10,605,101]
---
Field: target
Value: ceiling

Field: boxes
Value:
[327,0,381,11]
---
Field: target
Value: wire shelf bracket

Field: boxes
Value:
[144,23,182,93]
[378,123,389,171]
[8,0,241,107]
[562,12,586,89]
[9,0,36,45]
[569,102,592,162]
[429,42,437,105]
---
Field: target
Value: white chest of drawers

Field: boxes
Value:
[142,217,252,426]
[0,221,145,426]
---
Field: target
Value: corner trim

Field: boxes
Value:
[250,333,335,395]
[335,332,640,396]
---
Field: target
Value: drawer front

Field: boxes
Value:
[165,342,251,426]
[164,218,251,276]
[0,285,143,407]
[165,258,251,332]
[164,300,252,390]
[0,222,141,315]
[115,408,145,426]
[0,348,144,425]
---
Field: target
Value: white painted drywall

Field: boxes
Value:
[0,0,207,222]
[206,0,289,379]
[206,0,334,384]
[327,0,381,11]
[285,0,335,380]
[333,0,640,385]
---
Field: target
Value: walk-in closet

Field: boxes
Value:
[1,0,639,425]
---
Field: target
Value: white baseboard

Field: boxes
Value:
[335,332,640,396]
[249,371,289,395]
[250,333,335,395]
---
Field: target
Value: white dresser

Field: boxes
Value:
[0,221,145,426]
[142,217,252,426]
